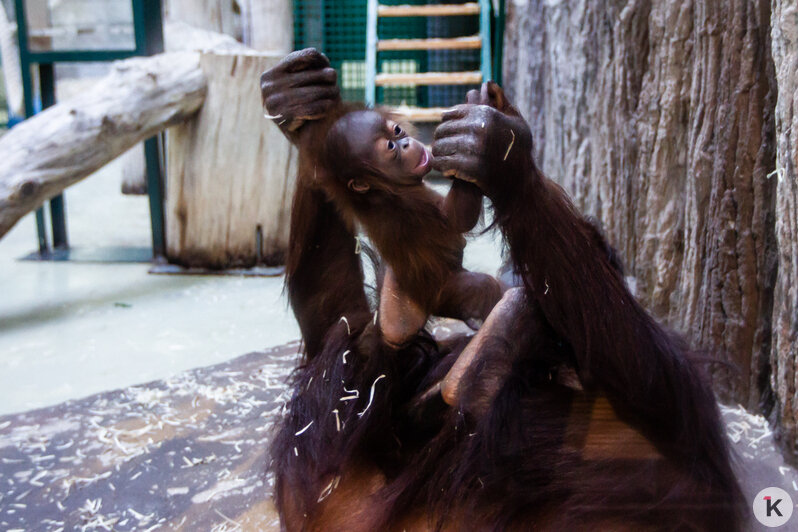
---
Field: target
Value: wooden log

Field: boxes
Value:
[166,51,298,269]
[0,52,206,240]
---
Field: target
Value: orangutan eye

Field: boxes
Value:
[387,140,396,151]
[393,124,403,136]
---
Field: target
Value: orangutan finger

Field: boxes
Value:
[265,85,340,114]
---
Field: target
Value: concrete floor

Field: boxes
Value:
[0,157,504,416]
[0,159,296,415]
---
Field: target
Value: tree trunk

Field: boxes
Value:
[165,51,297,269]
[242,0,294,53]
[165,0,240,41]
[769,0,798,460]
[503,1,777,410]
[0,52,206,240]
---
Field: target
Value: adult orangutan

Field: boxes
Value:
[261,48,744,531]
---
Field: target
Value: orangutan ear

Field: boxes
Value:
[348,179,370,193]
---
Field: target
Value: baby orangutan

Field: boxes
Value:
[323,110,502,346]
[262,50,502,348]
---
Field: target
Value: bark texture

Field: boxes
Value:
[0,52,206,240]
[769,0,798,460]
[503,1,777,410]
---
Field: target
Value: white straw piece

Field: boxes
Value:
[357,375,386,418]
[503,130,515,161]
[295,421,314,436]
[332,409,341,432]
[317,475,341,502]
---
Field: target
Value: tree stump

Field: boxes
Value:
[243,0,293,53]
[121,22,253,196]
[165,51,298,269]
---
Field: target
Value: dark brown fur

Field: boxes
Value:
[262,52,744,530]
[273,165,745,530]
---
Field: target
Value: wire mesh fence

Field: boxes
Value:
[293,0,482,107]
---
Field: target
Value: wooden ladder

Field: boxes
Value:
[365,1,492,122]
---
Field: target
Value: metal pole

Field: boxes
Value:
[39,63,68,249]
[14,0,32,118]
[479,0,493,83]
[133,0,166,260]
[492,0,506,86]
[134,0,164,56]
[15,0,49,255]
[144,136,165,259]
[365,0,377,106]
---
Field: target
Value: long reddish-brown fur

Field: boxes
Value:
[267,59,744,529]
[272,157,744,531]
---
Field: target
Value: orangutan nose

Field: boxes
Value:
[400,138,411,150]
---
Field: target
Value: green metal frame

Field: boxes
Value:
[13,0,165,261]
[365,0,377,106]
[493,0,505,85]
[478,0,492,82]
[364,0,495,108]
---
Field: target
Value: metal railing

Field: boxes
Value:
[12,0,165,260]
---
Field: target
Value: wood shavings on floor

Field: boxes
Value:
[2,327,797,531]
[0,342,300,531]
